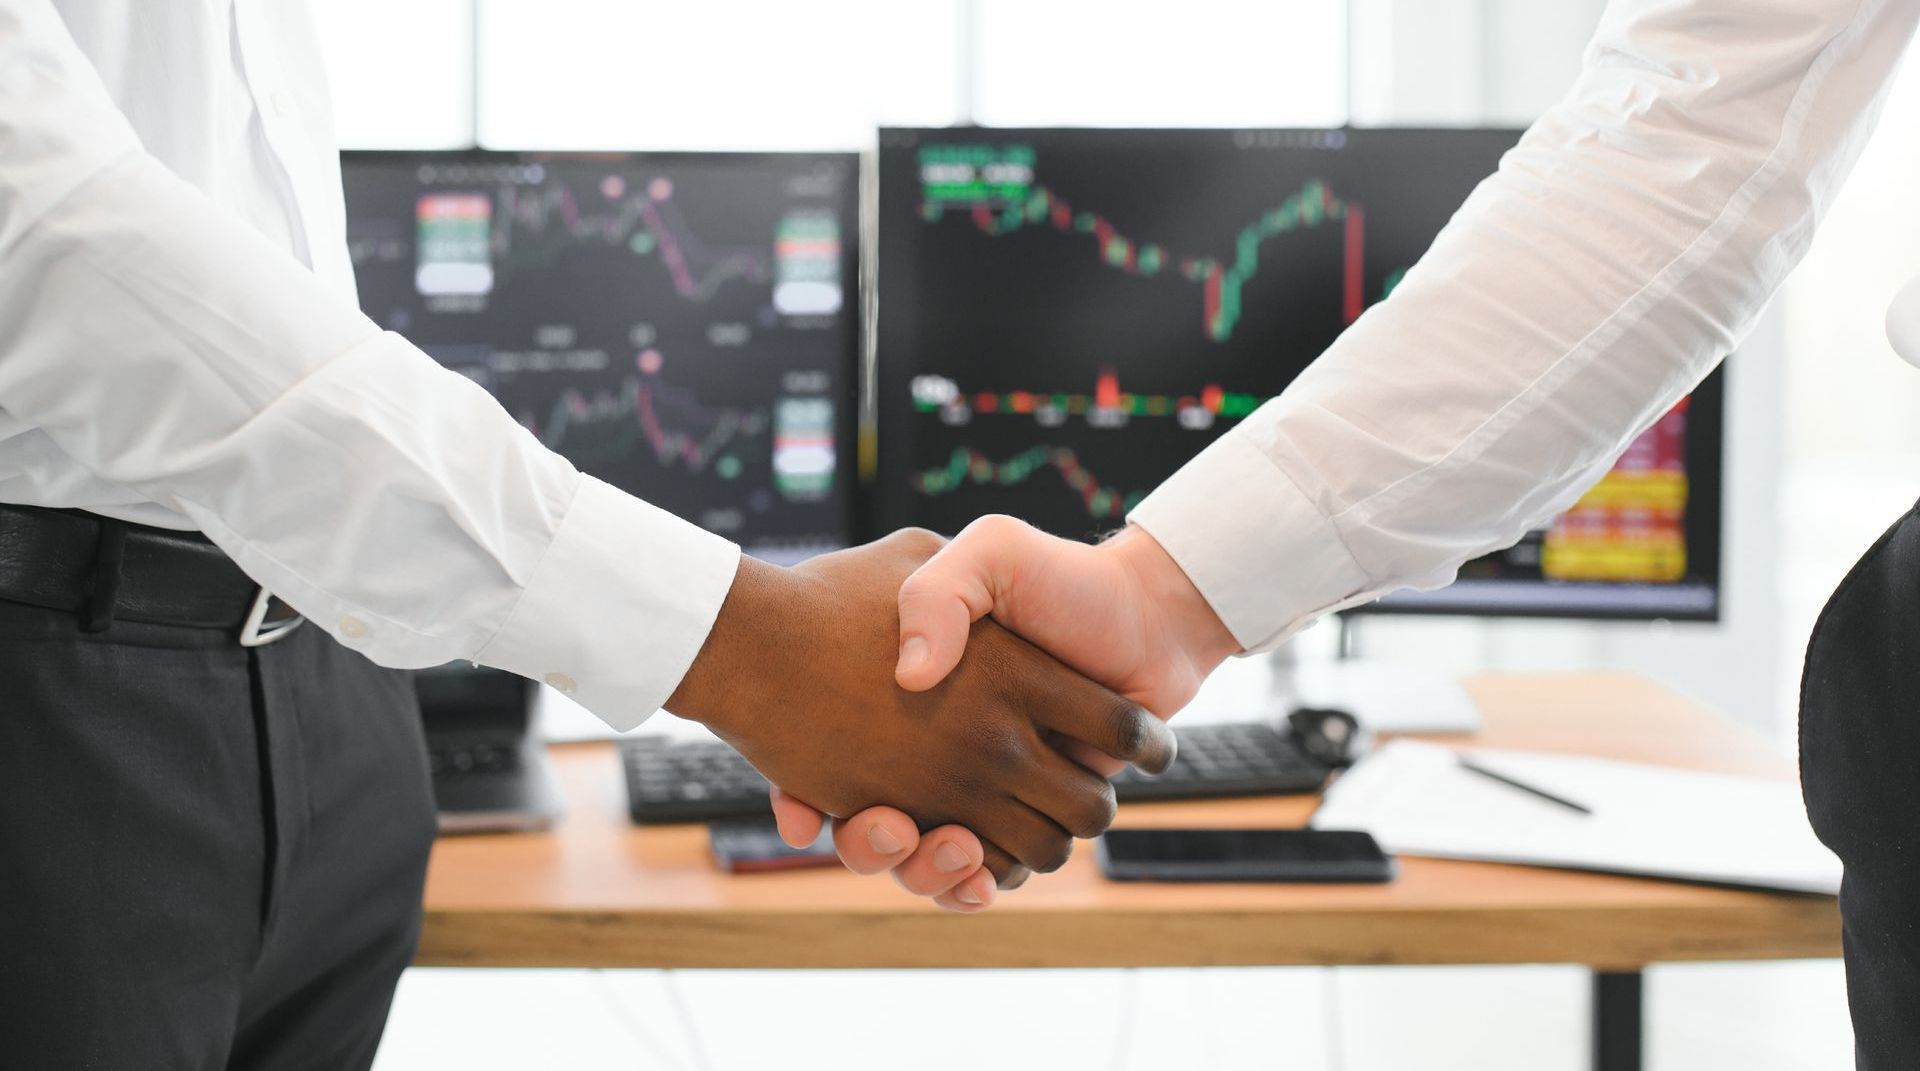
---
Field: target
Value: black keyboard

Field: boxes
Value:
[619,721,1330,825]
[620,736,778,823]
[1108,720,1330,800]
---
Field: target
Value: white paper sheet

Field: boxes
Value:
[1310,740,1841,894]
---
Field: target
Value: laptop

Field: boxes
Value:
[415,664,565,835]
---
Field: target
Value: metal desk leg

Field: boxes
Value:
[1593,970,1645,1071]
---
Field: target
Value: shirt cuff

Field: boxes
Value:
[476,475,741,731]
[1128,431,1373,654]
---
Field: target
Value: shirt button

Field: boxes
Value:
[544,672,578,695]
[267,90,292,118]
[338,615,369,640]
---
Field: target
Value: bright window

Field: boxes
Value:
[970,0,1348,128]
[474,1,964,150]
[318,1,1353,151]
[310,0,474,148]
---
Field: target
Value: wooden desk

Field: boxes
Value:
[417,673,1840,1071]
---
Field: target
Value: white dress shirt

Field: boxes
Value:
[1133,0,1920,653]
[0,0,740,729]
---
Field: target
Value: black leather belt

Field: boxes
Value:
[0,504,302,642]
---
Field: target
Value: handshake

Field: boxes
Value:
[664,517,1242,912]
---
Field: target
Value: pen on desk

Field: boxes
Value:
[1456,756,1593,816]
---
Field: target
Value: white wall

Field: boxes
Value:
[1348,0,1596,126]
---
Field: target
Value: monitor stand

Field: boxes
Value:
[1267,617,1482,735]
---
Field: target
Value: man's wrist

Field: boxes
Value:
[473,475,740,732]
[1105,524,1241,671]
[664,555,790,742]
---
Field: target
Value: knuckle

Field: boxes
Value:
[1076,783,1120,838]
[980,846,1018,883]
[896,579,937,613]
[963,513,1023,547]
[963,513,1009,536]
[938,767,988,807]
[895,527,947,557]
[899,575,957,614]
[1028,836,1073,874]
[978,724,1030,777]
[955,642,1023,711]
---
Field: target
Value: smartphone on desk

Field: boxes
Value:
[1096,828,1396,884]
[709,818,840,874]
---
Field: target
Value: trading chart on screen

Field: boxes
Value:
[872,128,1722,618]
[873,128,1517,540]
[344,152,857,562]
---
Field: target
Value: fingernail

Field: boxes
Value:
[955,884,984,905]
[897,635,929,675]
[866,825,904,855]
[934,842,971,873]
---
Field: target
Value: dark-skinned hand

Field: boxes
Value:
[664,529,1176,885]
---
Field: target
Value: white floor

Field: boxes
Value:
[371,959,1853,1070]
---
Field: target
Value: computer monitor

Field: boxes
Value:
[869,127,1723,621]
[341,150,861,564]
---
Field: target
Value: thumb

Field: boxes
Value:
[895,516,1031,691]
[768,785,828,848]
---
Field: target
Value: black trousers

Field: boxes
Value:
[0,599,436,1070]
[1802,500,1920,1068]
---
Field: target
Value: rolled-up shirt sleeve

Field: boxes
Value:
[1131,0,1920,652]
[0,0,737,729]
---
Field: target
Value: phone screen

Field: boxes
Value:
[1097,828,1394,883]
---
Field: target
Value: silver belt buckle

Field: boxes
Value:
[239,586,304,647]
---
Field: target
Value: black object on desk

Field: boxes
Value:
[709,818,840,873]
[621,736,778,824]
[1107,720,1334,801]
[1457,755,1594,815]
[1096,828,1396,883]
[418,665,565,835]
[620,720,1336,825]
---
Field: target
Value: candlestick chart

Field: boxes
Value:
[920,165,1375,342]
[873,128,1522,541]
[343,151,858,559]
